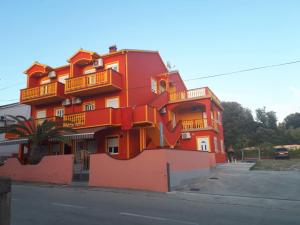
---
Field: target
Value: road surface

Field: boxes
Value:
[12,181,300,225]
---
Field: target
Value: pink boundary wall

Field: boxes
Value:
[0,155,73,185]
[89,149,216,192]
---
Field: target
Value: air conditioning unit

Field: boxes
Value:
[0,116,5,121]
[72,97,82,104]
[48,71,56,78]
[93,58,104,68]
[62,99,71,106]
[181,132,191,140]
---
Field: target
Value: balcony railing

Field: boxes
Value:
[64,113,86,127]
[182,119,207,130]
[20,82,65,105]
[169,87,221,107]
[63,105,156,129]
[64,69,122,96]
[182,118,219,131]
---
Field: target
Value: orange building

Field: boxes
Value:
[19,46,226,173]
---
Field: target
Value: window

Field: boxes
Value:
[40,78,50,85]
[107,136,119,154]
[84,68,96,75]
[106,97,119,108]
[217,111,222,123]
[58,74,69,84]
[151,78,157,93]
[214,137,218,152]
[36,110,46,125]
[36,110,46,119]
[83,102,95,111]
[105,62,119,72]
[197,137,210,152]
[40,78,50,95]
[55,108,64,118]
[221,140,225,153]
[87,75,96,85]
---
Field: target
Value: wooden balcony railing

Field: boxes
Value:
[169,87,221,107]
[65,69,122,95]
[64,112,86,127]
[20,82,65,104]
[182,119,208,130]
[181,118,219,131]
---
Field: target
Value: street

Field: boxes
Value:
[12,180,300,225]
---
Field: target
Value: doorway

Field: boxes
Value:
[73,140,96,181]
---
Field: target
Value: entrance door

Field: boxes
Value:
[73,141,89,181]
[73,140,97,181]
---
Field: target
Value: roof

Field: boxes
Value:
[0,102,21,109]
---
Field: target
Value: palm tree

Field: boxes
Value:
[0,115,75,164]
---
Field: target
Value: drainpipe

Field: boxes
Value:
[159,122,164,147]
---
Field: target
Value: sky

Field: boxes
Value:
[0,0,300,122]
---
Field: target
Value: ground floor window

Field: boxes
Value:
[107,136,119,154]
[196,137,210,152]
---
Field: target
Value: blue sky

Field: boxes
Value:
[0,0,299,122]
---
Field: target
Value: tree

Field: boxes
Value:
[222,102,256,150]
[284,113,300,129]
[255,107,277,129]
[0,115,75,164]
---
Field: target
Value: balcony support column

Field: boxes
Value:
[204,100,212,127]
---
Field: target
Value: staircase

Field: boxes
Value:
[163,120,182,147]
[148,91,168,110]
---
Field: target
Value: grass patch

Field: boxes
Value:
[250,159,300,171]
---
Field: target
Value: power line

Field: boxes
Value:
[184,60,300,82]
[0,82,23,92]
[0,59,300,95]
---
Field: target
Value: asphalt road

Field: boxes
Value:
[12,181,300,225]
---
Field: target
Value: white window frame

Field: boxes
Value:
[36,110,46,119]
[84,102,95,111]
[197,137,210,152]
[151,78,157,94]
[107,136,119,155]
[106,97,119,108]
[84,68,96,75]
[40,79,50,85]
[36,110,46,125]
[87,75,97,85]
[105,62,119,72]
[55,108,64,118]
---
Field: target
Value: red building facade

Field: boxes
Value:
[19,46,226,167]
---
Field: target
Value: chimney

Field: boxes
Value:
[109,45,117,53]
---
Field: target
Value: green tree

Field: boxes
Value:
[284,113,300,129]
[255,107,277,129]
[222,102,256,150]
[0,115,75,164]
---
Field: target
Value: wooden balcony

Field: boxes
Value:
[169,87,222,108]
[64,69,122,96]
[20,82,65,105]
[63,108,121,129]
[182,118,219,132]
[63,105,156,129]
